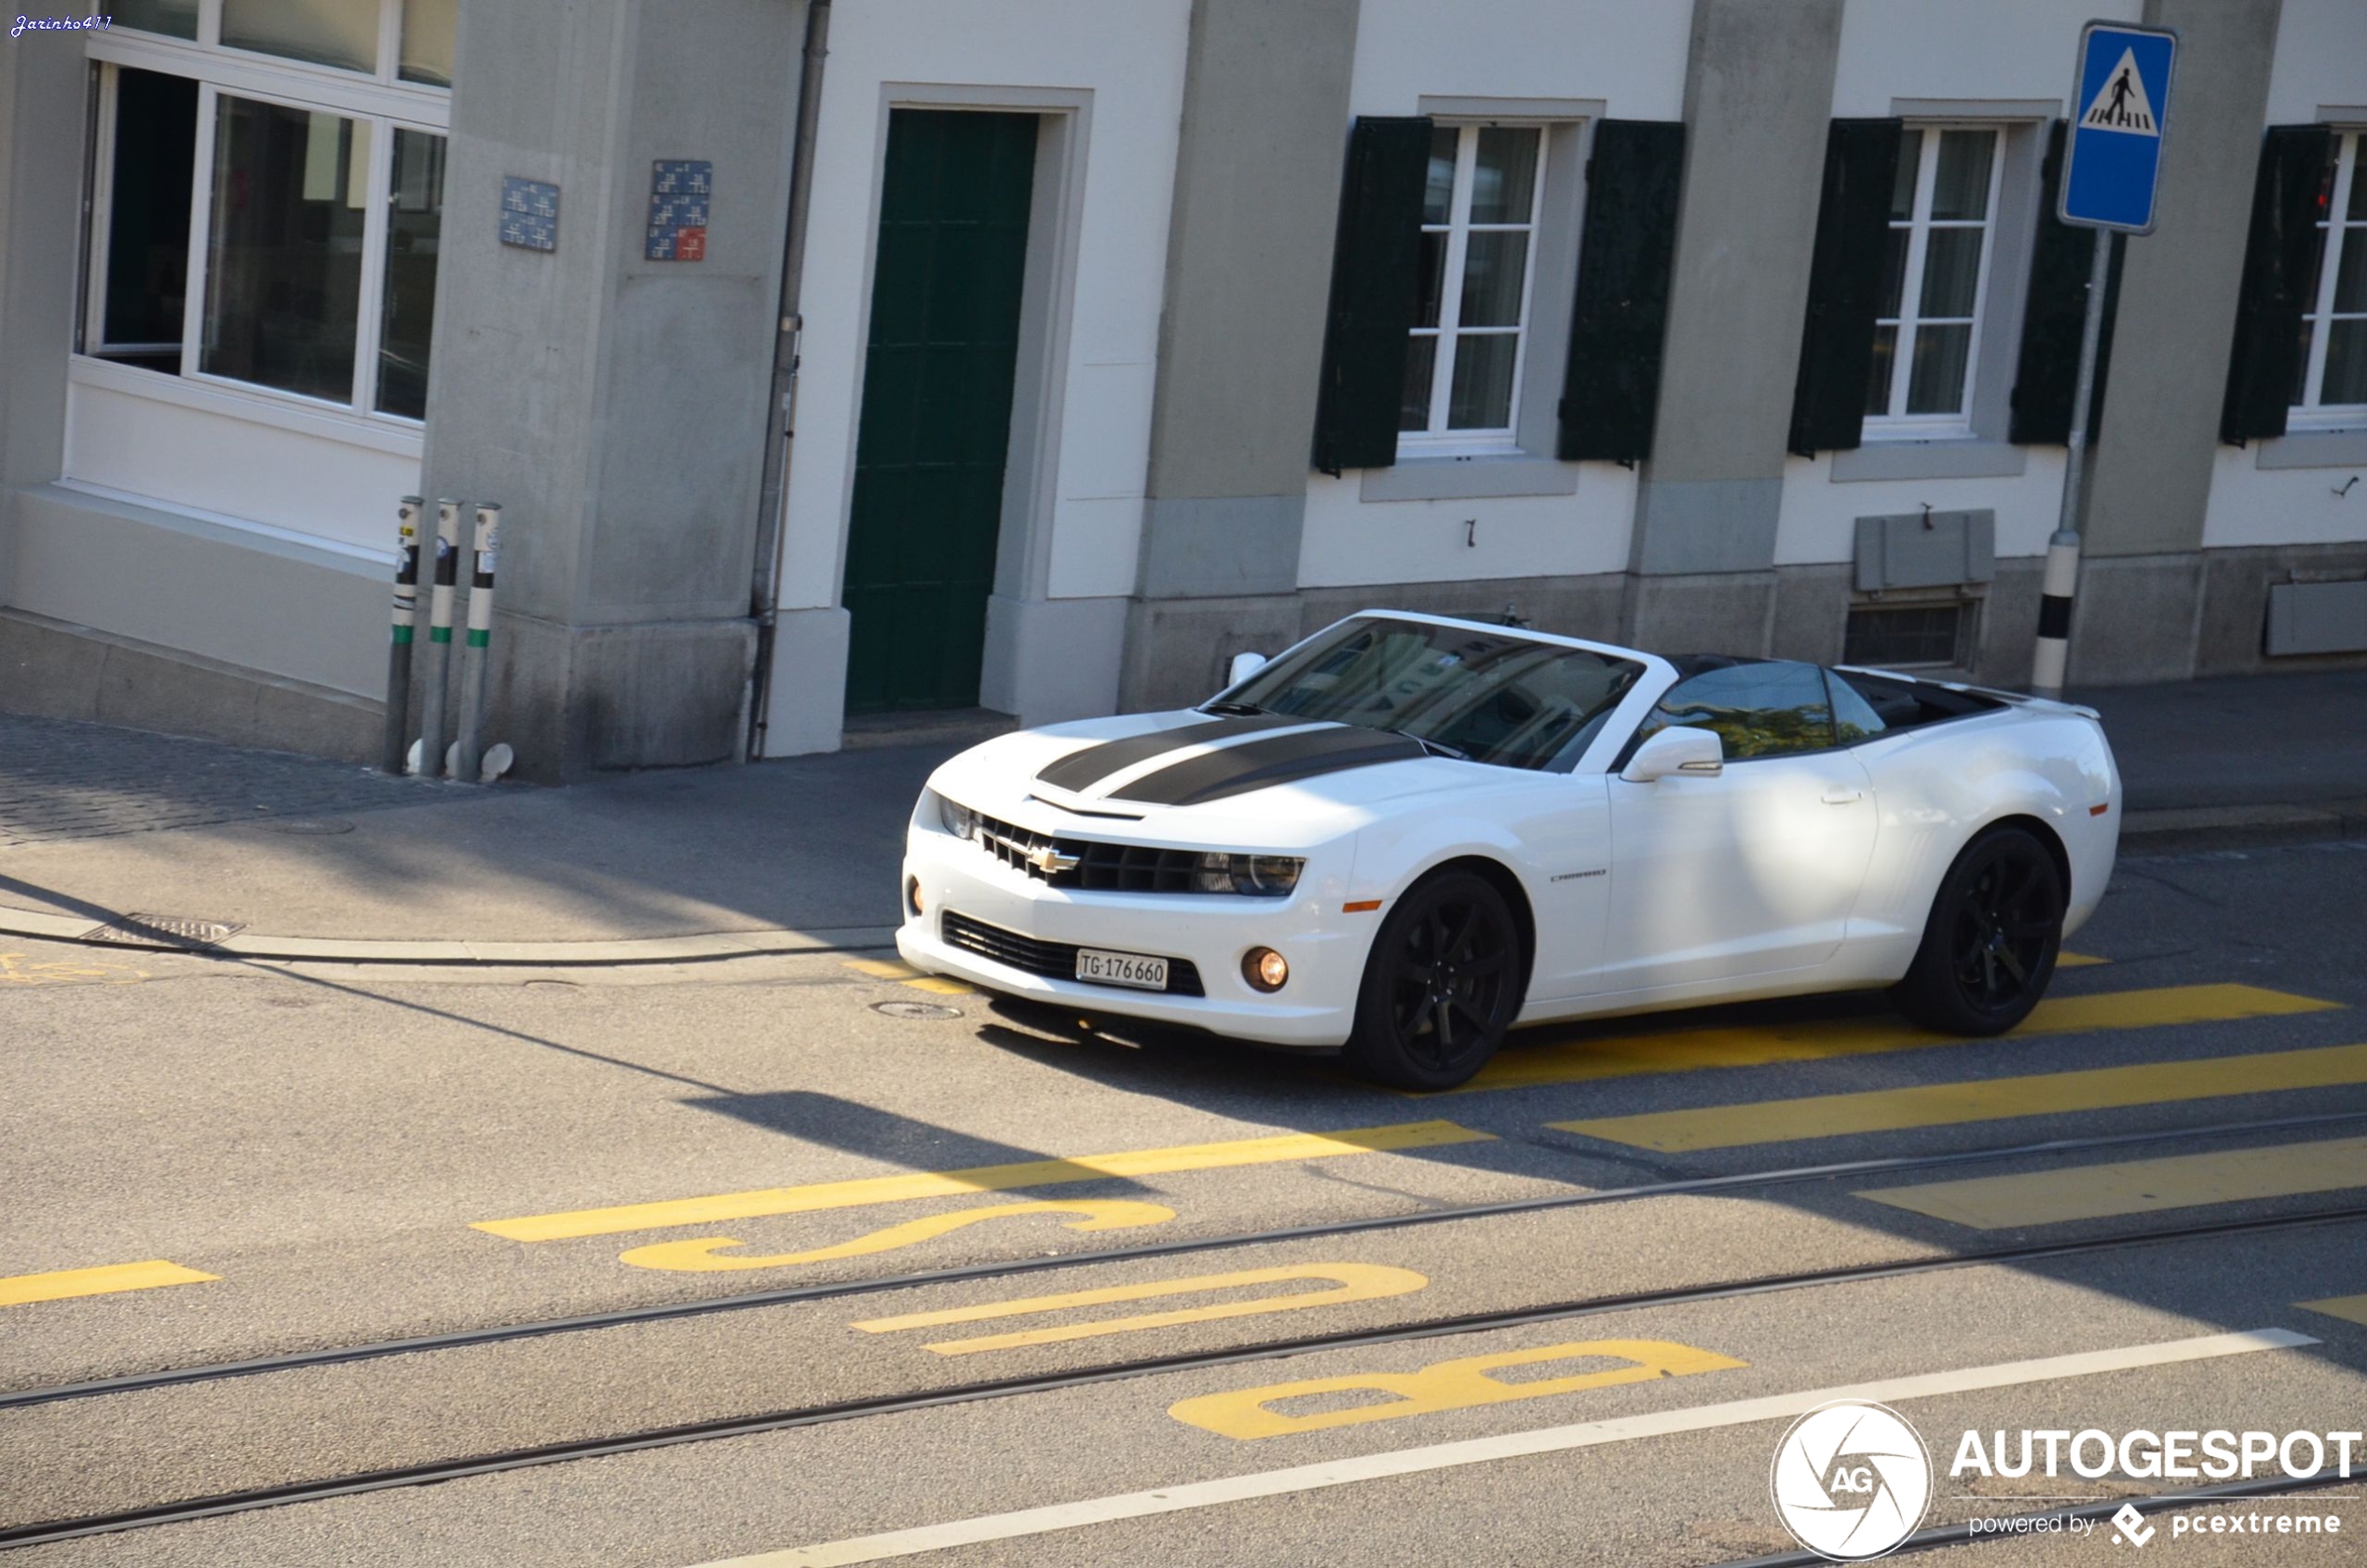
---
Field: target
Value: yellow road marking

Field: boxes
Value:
[474,1120,1495,1243]
[1457,983,2339,1094]
[2298,1294,2367,1328]
[0,952,147,987]
[1169,1338,1745,1440]
[1857,1136,2367,1230]
[618,1199,1172,1272]
[855,1262,1428,1356]
[843,958,972,996]
[2059,951,2107,967]
[0,1260,216,1308]
[1554,1042,2367,1152]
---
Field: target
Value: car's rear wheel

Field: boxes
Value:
[1344,869,1524,1090]
[1891,825,2065,1036]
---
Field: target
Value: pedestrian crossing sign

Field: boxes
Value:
[2059,21,2178,233]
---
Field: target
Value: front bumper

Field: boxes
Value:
[896,821,1370,1049]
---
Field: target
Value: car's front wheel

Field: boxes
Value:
[1344,869,1524,1090]
[1891,825,2065,1036]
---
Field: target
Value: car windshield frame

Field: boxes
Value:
[1211,617,1648,773]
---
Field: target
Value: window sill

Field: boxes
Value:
[1360,454,1579,502]
[2254,428,2367,470]
[69,355,424,457]
[1828,438,2027,483]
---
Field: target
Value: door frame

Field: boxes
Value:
[825,83,1094,711]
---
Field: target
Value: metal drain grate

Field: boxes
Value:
[80,913,247,949]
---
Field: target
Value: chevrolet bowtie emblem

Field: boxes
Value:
[1027,843,1081,875]
[982,827,1080,876]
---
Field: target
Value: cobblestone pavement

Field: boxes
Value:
[0,715,470,848]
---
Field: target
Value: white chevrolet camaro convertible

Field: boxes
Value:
[898,611,2121,1089]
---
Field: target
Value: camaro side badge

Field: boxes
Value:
[1551,869,1607,882]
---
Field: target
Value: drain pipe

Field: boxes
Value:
[746,0,833,760]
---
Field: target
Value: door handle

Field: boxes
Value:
[1820,788,1865,805]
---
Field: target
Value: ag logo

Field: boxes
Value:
[1770,1399,1933,1561]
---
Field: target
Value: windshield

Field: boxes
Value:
[1215,618,1646,772]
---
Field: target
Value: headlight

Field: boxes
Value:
[1192,852,1304,897]
[936,793,979,841]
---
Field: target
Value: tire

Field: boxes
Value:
[1890,825,2066,1036]
[1344,869,1525,1090]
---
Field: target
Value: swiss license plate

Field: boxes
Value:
[1074,948,1170,991]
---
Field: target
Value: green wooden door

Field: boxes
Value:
[842,110,1037,715]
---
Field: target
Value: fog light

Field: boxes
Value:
[1243,947,1290,992]
[906,878,924,917]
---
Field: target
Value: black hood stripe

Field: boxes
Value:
[1033,714,1301,794]
[1111,727,1428,808]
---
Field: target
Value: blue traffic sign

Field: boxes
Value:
[2059,21,2178,233]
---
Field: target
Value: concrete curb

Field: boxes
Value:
[0,905,901,966]
[2120,800,2367,852]
[2,802,2357,968]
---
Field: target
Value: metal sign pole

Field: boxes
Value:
[2030,18,2176,700]
[2032,233,2113,701]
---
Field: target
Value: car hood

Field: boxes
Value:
[927,711,1479,850]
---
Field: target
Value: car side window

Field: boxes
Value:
[1633,661,1836,760]
[1827,669,1889,743]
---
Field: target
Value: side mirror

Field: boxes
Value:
[1621,725,1724,783]
[1226,650,1267,686]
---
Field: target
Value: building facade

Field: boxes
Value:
[2,0,2362,781]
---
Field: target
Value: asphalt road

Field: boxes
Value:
[3,835,2365,1566]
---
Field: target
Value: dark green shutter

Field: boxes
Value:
[1787,118,1903,457]
[2221,125,2336,444]
[1310,116,1431,475]
[2009,119,2127,446]
[1557,120,1685,463]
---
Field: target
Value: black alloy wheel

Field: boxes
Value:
[1892,825,2065,1036]
[1345,869,1524,1090]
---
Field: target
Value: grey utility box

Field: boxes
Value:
[1854,510,1997,593]
[2264,579,2367,656]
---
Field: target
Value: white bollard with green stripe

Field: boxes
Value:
[414,498,462,777]
[454,502,500,784]
[380,496,423,775]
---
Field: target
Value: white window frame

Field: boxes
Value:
[1401,122,1547,458]
[1864,123,2004,442]
[82,2,448,432]
[2292,129,2367,429]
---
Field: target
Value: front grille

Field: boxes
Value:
[941,910,1205,997]
[975,811,1204,893]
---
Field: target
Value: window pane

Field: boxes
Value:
[1412,231,1445,329]
[2324,320,2367,406]
[1876,227,1909,317]
[1422,128,1457,225]
[1457,230,1528,328]
[1643,661,1833,759]
[99,69,198,368]
[2350,143,2367,221]
[1865,324,1897,416]
[2334,232,2366,314]
[114,0,198,38]
[1447,332,1517,429]
[201,97,367,403]
[1929,130,1994,221]
[221,0,380,73]
[377,130,445,419]
[1905,321,1973,415]
[1889,129,1921,220]
[1400,335,1437,431]
[401,0,458,87]
[1918,226,1983,319]
[1468,128,1538,225]
[2293,315,2317,405]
